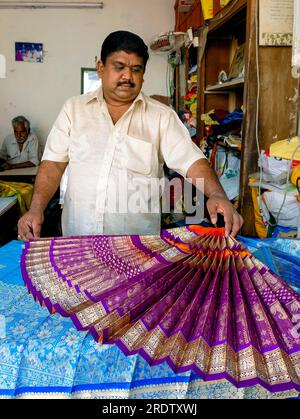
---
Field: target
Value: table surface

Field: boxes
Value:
[0,196,18,216]
[0,166,39,177]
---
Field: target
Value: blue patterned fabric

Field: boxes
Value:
[238,236,300,294]
[0,240,299,399]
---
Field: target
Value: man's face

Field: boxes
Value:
[97,51,145,104]
[14,123,29,143]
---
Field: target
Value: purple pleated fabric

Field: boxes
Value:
[20,226,300,393]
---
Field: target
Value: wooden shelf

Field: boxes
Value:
[176,0,298,236]
[205,77,244,92]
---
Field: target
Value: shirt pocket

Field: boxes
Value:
[9,145,20,159]
[124,135,153,176]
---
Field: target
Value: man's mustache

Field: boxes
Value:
[117,81,135,87]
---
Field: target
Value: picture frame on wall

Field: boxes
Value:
[81,68,101,94]
[15,42,43,63]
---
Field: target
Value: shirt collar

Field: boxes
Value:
[11,133,32,145]
[85,86,146,111]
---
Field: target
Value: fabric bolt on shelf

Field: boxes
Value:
[19,226,300,394]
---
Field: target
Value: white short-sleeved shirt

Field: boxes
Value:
[0,132,39,166]
[42,88,205,236]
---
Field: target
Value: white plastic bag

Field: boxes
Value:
[263,191,300,228]
[259,151,290,179]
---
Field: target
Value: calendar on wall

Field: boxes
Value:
[259,0,293,46]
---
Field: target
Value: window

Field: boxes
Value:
[81,68,101,94]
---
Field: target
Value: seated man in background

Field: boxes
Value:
[0,115,40,171]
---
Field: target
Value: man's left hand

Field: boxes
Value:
[206,193,244,237]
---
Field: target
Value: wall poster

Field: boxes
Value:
[15,42,43,63]
[259,0,293,46]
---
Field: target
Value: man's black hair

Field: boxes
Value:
[101,31,149,68]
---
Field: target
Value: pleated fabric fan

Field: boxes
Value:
[20,226,300,393]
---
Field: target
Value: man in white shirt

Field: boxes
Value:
[0,116,40,171]
[18,31,243,240]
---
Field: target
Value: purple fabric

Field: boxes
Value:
[20,227,300,393]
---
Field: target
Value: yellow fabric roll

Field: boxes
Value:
[201,0,232,20]
[0,181,33,215]
[190,102,197,119]
[291,165,300,187]
[221,0,231,6]
[249,178,268,238]
[200,0,213,19]
[269,137,300,161]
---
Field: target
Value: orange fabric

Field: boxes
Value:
[164,226,251,258]
[188,225,226,236]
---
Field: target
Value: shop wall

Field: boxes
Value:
[0,0,174,148]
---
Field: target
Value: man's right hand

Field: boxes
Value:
[17,210,44,241]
